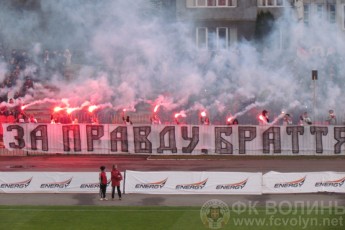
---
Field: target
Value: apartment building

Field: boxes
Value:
[173,0,342,50]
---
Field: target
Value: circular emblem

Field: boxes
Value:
[200,199,230,229]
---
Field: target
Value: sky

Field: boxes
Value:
[0,0,344,124]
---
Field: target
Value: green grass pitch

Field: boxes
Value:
[0,206,343,230]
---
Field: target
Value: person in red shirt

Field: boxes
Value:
[111,164,123,200]
[6,111,16,123]
[99,166,108,201]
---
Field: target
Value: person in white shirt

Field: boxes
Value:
[299,112,312,125]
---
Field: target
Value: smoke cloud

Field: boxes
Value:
[0,0,344,124]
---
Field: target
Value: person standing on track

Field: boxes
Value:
[111,164,123,200]
[99,166,108,201]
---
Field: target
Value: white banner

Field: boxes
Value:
[1,171,344,194]
[2,124,345,155]
[0,172,123,194]
[262,171,345,194]
[124,170,262,195]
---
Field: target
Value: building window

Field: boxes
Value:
[217,27,228,49]
[303,4,310,25]
[222,0,236,6]
[196,27,237,50]
[228,28,238,46]
[218,0,226,6]
[196,27,208,49]
[196,0,206,6]
[208,29,217,50]
[207,0,216,6]
[316,4,323,19]
[258,0,285,7]
[329,4,336,23]
[276,0,283,6]
[192,0,236,7]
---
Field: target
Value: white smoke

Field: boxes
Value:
[0,0,344,124]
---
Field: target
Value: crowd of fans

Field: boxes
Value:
[0,43,343,126]
[0,42,73,123]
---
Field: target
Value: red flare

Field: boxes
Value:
[154,104,160,113]
[174,113,180,118]
[200,111,206,117]
[227,117,233,122]
[259,115,265,121]
[54,106,63,113]
[66,107,77,114]
[88,105,98,113]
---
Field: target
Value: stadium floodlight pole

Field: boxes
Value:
[312,70,318,123]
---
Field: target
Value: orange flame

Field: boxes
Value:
[54,106,63,113]
[259,115,265,121]
[66,107,78,114]
[88,105,98,113]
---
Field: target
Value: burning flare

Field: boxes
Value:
[258,115,265,122]
[88,105,98,113]
[66,107,78,114]
[53,106,64,113]
[153,104,160,113]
